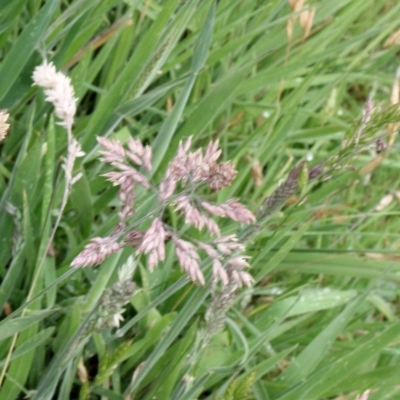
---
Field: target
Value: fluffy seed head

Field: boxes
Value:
[201,200,255,224]
[136,218,166,271]
[127,138,152,171]
[32,61,77,130]
[173,236,204,285]
[207,161,237,191]
[97,136,126,163]
[0,110,10,141]
[124,230,145,247]
[212,259,229,286]
[72,237,121,268]
[174,196,221,236]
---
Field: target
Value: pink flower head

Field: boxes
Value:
[136,218,166,271]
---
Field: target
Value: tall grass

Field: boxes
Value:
[1,1,400,399]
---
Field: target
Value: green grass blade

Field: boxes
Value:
[0,0,61,106]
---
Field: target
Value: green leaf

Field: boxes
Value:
[255,221,311,282]
[277,322,400,399]
[0,246,25,312]
[22,190,36,263]
[151,74,197,174]
[69,170,93,237]
[279,293,367,386]
[191,1,215,72]
[126,285,208,395]
[140,321,198,400]
[0,328,54,368]
[0,309,54,341]
[0,0,61,106]
[82,250,123,314]
[81,0,183,148]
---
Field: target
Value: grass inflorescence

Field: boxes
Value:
[1,1,400,399]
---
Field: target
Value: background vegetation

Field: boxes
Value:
[1,0,400,399]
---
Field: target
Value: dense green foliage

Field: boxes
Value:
[1,0,400,399]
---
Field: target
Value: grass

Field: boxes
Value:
[1,0,400,399]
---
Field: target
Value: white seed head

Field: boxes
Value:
[32,60,77,130]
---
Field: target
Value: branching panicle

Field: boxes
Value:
[72,136,255,288]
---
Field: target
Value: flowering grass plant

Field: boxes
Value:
[72,135,255,288]
[1,1,400,400]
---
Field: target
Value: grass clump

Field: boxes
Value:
[1,1,400,399]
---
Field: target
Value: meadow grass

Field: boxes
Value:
[1,1,400,399]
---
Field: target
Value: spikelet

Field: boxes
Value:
[0,110,10,141]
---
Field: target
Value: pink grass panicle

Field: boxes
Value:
[198,235,253,288]
[173,236,205,285]
[173,195,221,236]
[136,218,166,271]
[98,136,151,190]
[118,176,136,223]
[72,136,256,288]
[71,236,122,268]
[159,137,237,200]
[201,199,256,224]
